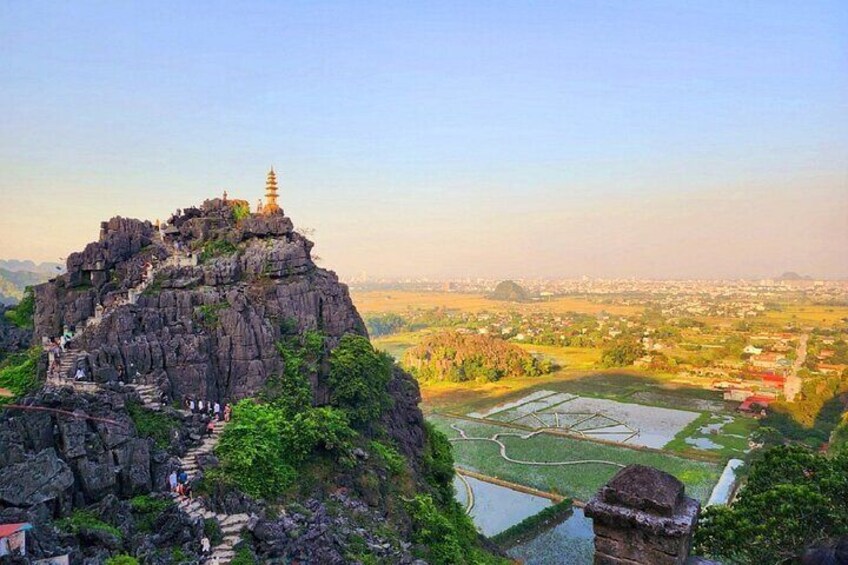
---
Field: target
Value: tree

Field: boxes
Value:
[328,334,393,429]
[601,339,643,368]
[695,445,848,564]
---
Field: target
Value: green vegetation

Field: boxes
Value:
[404,331,552,383]
[214,399,355,499]
[600,338,644,368]
[328,333,394,429]
[204,517,224,546]
[665,413,758,460]
[695,446,848,564]
[266,329,324,413]
[230,547,258,565]
[194,302,228,329]
[490,498,573,548]
[431,415,721,502]
[198,239,238,264]
[105,555,139,565]
[762,373,848,447]
[406,494,485,565]
[370,440,406,475]
[57,509,122,539]
[422,421,456,504]
[3,287,34,329]
[232,201,251,222]
[126,401,179,449]
[129,494,173,532]
[0,348,40,404]
[365,312,407,337]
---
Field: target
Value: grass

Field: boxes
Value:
[665,412,757,461]
[194,302,228,329]
[0,348,41,404]
[515,344,601,371]
[430,415,722,503]
[57,509,122,539]
[130,494,174,532]
[420,370,730,416]
[372,331,425,360]
[126,401,179,449]
[760,304,848,328]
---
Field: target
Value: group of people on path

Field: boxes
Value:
[45,326,89,380]
[168,468,192,499]
[185,397,231,422]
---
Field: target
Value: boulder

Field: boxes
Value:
[0,448,74,507]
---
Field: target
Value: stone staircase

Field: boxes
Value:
[126,382,163,410]
[171,419,251,564]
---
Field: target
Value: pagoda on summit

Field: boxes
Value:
[260,167,282,214]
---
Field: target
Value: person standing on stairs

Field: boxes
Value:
[213,401,221,421]
[198,399,204,414]
[169,471,178,493]
[189,398,196,413]
[201,536,211,556]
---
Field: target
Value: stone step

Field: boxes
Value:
[220,514,249,526]
[221,523,244,535]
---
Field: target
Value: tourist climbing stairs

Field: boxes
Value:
[171,419,250,564]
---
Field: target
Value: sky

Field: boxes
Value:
[1,1,846,280]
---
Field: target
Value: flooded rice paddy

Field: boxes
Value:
[453,475,552,536]
[507,507,595,565]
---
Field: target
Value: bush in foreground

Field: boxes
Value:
[695,445,848,564]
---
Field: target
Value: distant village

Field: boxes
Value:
[354,278,848,416]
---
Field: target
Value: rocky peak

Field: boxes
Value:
[33,201,367,405]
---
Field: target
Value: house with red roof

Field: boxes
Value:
[0,522,31,557]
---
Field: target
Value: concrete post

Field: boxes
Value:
[585,464,700,565]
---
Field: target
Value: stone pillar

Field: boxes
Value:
[585,464,700,565]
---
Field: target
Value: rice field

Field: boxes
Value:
[470,389,702,449]
[432,415,722,503]
[452,475,553,536]
[507,507,594,565]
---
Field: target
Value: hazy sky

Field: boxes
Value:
[1,1,846,279]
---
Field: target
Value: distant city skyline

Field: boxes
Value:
[2,2,847,279]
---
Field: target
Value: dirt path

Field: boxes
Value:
[784,333,807,402]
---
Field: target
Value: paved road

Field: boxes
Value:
[784,333,808,402]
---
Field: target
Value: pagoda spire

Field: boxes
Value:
[262,166,281,214]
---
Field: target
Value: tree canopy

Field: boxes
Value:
[695,445,848,564]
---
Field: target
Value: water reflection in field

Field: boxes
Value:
[453,475,552,536]
[507,507,594,565]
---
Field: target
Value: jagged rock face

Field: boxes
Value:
[33,200,368,404]
[0,306,32,357]
[0,388,174,511]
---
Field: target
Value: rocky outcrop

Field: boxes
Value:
[0,448,74,507]
[33,200,367,406]
[8,197,436,563]
[0,306,32,357]
[0,388,175,509]
[251,493,419,564]
[585,464,701,565]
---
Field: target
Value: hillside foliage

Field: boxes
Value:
[403,331,552,383]
[0,348,40,403]
[695,445,848,564]
[328,333,394,428]
[3,287,35,329]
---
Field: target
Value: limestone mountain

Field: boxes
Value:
[0,197,504,564]
[489,280,529,302]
